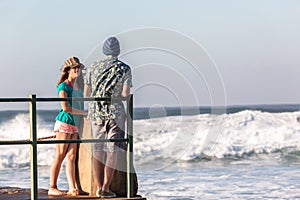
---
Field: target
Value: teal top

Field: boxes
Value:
[55,82,84,126]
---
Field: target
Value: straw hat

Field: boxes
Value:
[61,57,85,72]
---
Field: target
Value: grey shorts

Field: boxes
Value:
[91,119,125,152]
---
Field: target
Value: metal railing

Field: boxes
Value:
[0,94,134,199]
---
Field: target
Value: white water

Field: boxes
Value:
[1,110,300,199]
[133,110,300,169]
[0,110,300,169]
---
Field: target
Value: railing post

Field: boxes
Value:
[127,94,134,198]
[30,94,38,200]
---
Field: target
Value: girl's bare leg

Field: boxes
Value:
[48,132,71,195]
[66,133,79,195]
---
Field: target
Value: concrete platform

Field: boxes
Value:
[0,194,146,200]
[0,187,146,200]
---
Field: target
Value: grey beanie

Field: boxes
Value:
[102,37,120,56]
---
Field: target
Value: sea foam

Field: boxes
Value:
[0,110,300,169]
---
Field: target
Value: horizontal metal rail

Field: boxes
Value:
[0,98,31,102]
[0,97,128,102]
[36,97,128,102]
[0,140,32,145]
[0,138,128,145]
[38,138,128,144]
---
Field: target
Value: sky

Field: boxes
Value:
[1,0,300,110]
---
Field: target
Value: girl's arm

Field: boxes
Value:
[84,85,92,97]
[59,90,87,115]
[121,84,131,97]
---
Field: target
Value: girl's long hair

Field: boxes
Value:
[56,57,85,89]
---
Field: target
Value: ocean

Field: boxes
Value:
[0,105,300,199]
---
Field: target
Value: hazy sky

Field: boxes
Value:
[1,0,300,109]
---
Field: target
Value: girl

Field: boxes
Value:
[48,57,87,196]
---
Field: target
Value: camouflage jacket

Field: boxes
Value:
[85,56,132,121]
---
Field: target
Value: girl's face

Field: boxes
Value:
[68,66,81,79]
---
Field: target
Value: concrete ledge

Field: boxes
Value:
[78,118,139,197]
[0,187,146,200]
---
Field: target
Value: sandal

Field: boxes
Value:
[48,187,66,196]
[67,189,79,196]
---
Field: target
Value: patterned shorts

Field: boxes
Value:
[54,121,79,134]
[91,119,125,152]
